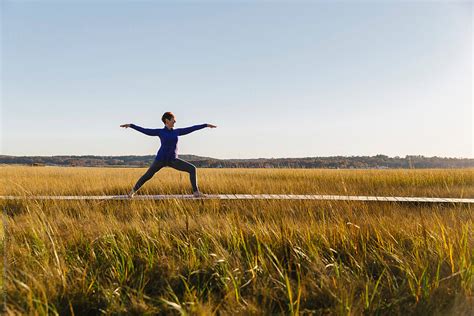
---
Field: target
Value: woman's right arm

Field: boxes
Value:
[120,124,161,136]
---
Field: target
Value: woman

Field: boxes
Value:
[120,112,217,198]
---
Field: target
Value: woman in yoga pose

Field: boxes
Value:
[120,112,217,197]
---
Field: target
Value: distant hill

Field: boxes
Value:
[0,154,473,169]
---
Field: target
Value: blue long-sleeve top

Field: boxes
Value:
[130,123,208,161]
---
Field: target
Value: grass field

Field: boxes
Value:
[1,166,473,315]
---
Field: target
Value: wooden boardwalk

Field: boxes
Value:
[0,194,472,204]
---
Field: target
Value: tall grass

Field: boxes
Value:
[1,167,473,314]
[0,166,472,197]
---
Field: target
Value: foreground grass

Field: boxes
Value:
[2,167,473,314]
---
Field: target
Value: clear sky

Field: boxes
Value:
[1,0,472,159]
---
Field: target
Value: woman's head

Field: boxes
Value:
[162,112,176,128]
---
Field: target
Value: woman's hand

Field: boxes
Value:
[207,124,217,128]
[120,124,132,128]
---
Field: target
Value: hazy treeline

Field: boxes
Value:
[0,154,472,169]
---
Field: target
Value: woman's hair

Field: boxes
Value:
[162,112,175,124]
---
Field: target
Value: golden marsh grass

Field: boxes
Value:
[1,167,473,314]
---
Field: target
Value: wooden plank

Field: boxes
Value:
[0,195,472,204]
[447,198,474,203]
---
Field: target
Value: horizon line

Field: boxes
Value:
[1,154,473,160]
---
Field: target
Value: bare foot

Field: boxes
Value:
[193,191,206,198]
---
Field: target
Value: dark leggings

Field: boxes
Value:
[133,158,198,193]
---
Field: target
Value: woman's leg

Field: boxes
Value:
[168,158,199,192]
[133,160,166,192]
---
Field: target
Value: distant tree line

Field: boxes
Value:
[0,154,472,169]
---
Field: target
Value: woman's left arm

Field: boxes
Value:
[177,124,217,136]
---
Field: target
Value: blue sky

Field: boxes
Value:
[1,0,472,159]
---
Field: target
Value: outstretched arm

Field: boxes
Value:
[120,124,161,137]
[176,123,217,136]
